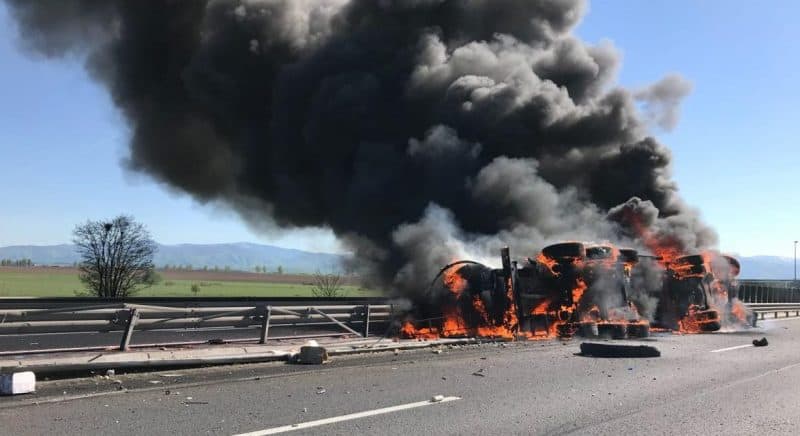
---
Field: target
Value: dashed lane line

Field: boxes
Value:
[233,396,462,435]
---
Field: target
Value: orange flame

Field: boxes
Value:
[401,265,519,340]
[678,305,720,334]
[536,252,560,276]
[443,266,468,296]
[572,278,587,305]
[730,300,748,324]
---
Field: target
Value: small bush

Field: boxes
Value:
[190,283,200,295]
[164,281,175,287]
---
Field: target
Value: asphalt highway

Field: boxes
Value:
[2,318,799,435]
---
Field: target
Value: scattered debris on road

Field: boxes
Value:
[292,340,329,364]
[316,387,326,394]
[752,337,768,347]
[0,371,36,395]
[431,395,445,402]
[579,342,661,358]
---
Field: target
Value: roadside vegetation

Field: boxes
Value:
[0,216,373,298]
[0,267,378,298]
[73,215,157,297]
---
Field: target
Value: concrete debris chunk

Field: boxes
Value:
[431,395,445,403]
[106,369,115,377]
[294,344,329,365]
[0,371,36,395]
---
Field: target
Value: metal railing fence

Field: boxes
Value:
[0,297,392,353]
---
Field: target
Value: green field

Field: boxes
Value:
[0,270,379,298]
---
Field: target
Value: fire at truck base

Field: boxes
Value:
[400,243,752,340]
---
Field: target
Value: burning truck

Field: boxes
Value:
[401,243,749,340]
[518,243,649,339]
[651,252,750,332]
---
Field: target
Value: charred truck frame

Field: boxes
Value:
[515,243,650,339]
[653,253,742,332]
[403,243,741,339]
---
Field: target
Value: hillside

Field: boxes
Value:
[0,242,345,274]
[738,255,796,280]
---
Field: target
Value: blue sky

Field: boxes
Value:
[0,1,797,257]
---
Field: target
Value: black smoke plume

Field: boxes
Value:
[5,0,716,300]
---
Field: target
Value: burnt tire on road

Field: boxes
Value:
[579,342,661,358]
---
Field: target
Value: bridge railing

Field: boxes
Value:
[0,297,393,354]
[736,280,800,304]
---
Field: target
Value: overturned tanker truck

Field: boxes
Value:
[400,243,742,339]
[652,253,744,332]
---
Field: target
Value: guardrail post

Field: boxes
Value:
[259,305,271,344]
[362,304,371,337]
[119,308,139,351]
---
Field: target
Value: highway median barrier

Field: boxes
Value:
[0,337,482,376]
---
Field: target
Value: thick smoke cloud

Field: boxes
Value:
[5,0,717,297]
[634,73,693,131]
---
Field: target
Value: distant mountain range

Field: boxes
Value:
[737,256,798,280]
[0,243,796,279]
[0,243,345,274]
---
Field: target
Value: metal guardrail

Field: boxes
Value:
[0,298,393,353]
[736,282,800,304]
[0,296,389,309]
[745,303,800,321]
[3,284,800,355]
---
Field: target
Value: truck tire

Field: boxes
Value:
[597,323,627,339]
[577,321,599,337]
[626,323,650,338]
[579,342,661,358]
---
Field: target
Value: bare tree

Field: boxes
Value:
[312,270,345,298]
[73,215,157,298]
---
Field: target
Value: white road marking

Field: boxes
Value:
[710,344,754,353]
[233,396,462,435]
